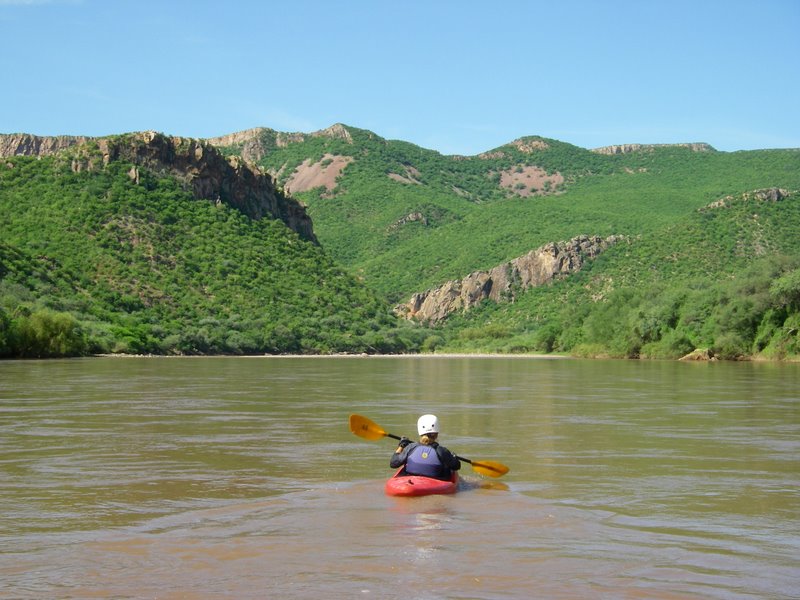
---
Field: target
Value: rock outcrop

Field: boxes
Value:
[511,138,550,153]
[701,187,793,211]
[679,348,717,361]
[204,127,273,164]
[206,123,356,164]
[389,212,428,230]
[397,235,623,323]
[0,131,317,242]
[0,133,89,157]
[591,143,715,155]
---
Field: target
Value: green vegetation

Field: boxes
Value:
[0,154,422,357]
[410,187,800,360]
[2,126,799,361]
[242,126,800,360]
[254,130,792,293]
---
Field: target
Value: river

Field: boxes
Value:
[1,356,798,599]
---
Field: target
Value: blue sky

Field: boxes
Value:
[2,0,798,155]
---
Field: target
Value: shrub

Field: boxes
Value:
[770,268,800,310]
[712,332,749,360]
[640,331,695,359]
[421,334,445,353]
[531,323,560,352]
[11,309,87,358]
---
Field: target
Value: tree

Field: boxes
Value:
[12,309,87,358]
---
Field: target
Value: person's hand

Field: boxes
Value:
[398,437,410,448]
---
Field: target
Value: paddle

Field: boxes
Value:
[348,414,510,478]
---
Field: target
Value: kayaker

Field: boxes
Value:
[390,414,461,481]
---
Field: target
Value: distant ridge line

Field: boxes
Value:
[591,142,715,155]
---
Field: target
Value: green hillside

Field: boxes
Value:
[2,126,799,360]
[218,126,800,360]
[230,128,800,298]
[0,145,419,357]
[439,189,800,359]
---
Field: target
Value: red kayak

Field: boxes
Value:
[384,468,459,497]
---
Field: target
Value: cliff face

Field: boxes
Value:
[591,143,715,155]
[397,235,623,323]
[206,123,355,165]
[701,187,792,210]
[0,133,89,157]
[0,132,316,243]
[204,127,274,164]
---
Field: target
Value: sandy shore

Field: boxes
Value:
[97,352,570,359]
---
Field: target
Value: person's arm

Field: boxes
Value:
[389,438,413,468]
[436,445,461,471]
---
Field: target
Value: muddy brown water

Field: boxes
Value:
[1,356,798,599]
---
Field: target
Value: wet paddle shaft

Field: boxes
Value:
[348,414,509,478]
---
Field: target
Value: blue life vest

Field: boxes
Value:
[406,444,447,479]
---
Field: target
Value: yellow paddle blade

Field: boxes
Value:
[468,460,510,478]
[349,414,388,441]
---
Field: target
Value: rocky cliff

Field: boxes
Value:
[701,187,793,210]
[591,143,715,155]
[397,235,623,323]
[0,133,89,156]
[0,132,316,242]
[203,127,274,164]
[206,123,355,165]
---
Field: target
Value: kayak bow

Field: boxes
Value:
[385,468,459,497]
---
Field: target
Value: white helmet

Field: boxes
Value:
[417,414,439,435]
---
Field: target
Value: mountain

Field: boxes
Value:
[0,131,420,357]
[210,124,800,360]
[1,131,316,241]
[2,125,799,360]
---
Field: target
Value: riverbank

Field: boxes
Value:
[23,350,797,362]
